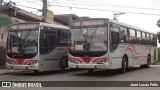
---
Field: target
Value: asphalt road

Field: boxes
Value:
[0,65,160,90]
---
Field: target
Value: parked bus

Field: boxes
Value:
[0,16,20,66]
[68,18,157,73]
[6,22,69,72]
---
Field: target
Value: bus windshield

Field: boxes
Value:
[69,27,107,51]
[7,29,38,59]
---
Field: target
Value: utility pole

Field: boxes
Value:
[42,0,47,22]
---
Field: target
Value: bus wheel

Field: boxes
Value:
[88,69,94,74]
[60,57,68,72]
[34,70,39,74]
[140,55,151,68]
[119,57,127,74]
[144,55,151,68]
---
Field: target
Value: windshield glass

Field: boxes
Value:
[7,29,38,58]
[69,27,107,51]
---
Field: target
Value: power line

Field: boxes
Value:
[49,4,160,16]
[48,0,59,14]
[72,0,160,11]
[69,0,96,17]
[15,3,160,17]
[16,4,41,10]
[23,0,40,3]
[48,0,72,14]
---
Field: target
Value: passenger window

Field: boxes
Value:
[153,35,157,46]
[141,32,146,44]
[120,26,129,43]
[58,30,68,46]
[146,33,150,45]
[129,29,136,44]
[150,34,153,45]
[136,31,141,44]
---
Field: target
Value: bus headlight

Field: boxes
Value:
[7,60,11,64]
[69,60,79,64]
[96,60,107,64]
[28,61,38,65]
[6,59,15,64]
[93,58,109,64]
[68,58,81,64]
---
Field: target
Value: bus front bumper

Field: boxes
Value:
[68,62,109,69]
[6,63,38,70]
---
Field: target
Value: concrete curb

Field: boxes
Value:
[150,65,160,67]
[0,68,27,75]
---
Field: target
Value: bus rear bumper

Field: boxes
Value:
[68,62,109,69]
[6,63,38,70]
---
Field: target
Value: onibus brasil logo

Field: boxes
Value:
[2,82,42,87]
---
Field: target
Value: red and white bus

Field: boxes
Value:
[68,18,157,73]
[6,22,69,72]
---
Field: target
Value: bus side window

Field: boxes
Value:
[110,23,120,52]
[146,33,150,45]
[150,34,153,45]
[153,35,157,46]
[58,30,68,46]
[40,28,57,54]
[136,31,141,44]
[120,26,128,43]
[129,29,136,44]
[141,32,146,45]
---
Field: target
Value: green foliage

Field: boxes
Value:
[152,60,160,65]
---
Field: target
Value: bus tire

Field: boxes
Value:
[60,57,68,72]
[119,57,127,74]
[140,64,145,68]
[140,55,151,68]
[34,70,39,74]
[144,55,151,68]
[88,69,94,74]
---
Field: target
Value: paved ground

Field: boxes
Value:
[0,67,25,75]
[0,65,160,90]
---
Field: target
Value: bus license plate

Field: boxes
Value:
[97,64,106,69]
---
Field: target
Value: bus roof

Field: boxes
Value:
[8,22,69,30]
[40,22,69,30]
[109,19,156,35]
[72,18,156,35]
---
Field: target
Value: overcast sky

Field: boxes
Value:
[3,0,160,34]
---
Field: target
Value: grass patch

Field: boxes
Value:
[152,60,160,65]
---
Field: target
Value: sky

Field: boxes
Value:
[3,0,160,34]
